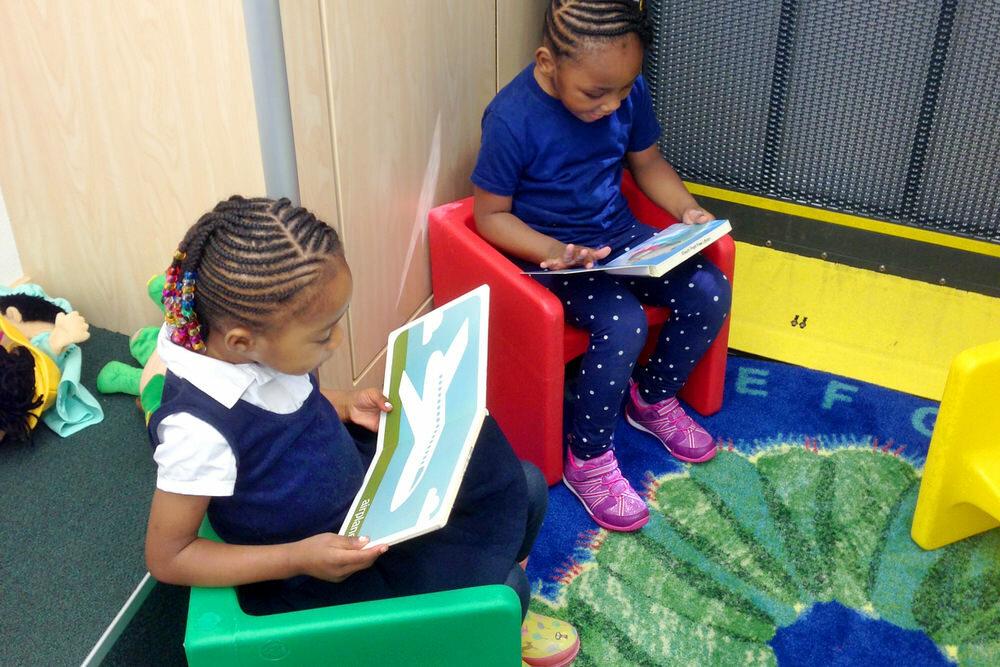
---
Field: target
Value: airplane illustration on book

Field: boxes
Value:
[389,318,470,513]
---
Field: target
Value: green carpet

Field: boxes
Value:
[525,356,999,665]
[8,328,996,666]
[0,326,156,666]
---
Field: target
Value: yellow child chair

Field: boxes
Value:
[184,520,522,666]
[911,339,1000,550]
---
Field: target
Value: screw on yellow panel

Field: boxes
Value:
[911,339,1000,550]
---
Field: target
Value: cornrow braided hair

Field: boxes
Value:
[162,197,344,352]
[543,0,652,58]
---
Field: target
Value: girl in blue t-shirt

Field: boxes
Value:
[472,0,732,532]
[144,197,578,666]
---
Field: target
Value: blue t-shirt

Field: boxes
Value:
[471,64,661,248]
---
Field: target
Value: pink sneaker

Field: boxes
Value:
[625,380,717,463]
[563,449,649,532]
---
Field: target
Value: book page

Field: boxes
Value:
[524,219,730,276]
[340,286,489,546]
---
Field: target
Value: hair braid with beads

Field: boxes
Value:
[542,0,652,58]
[162,197,344,352]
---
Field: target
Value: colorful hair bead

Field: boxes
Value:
[162,247,205,353]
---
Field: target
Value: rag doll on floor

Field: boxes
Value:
[0,285,103,443]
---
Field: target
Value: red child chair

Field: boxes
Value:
[428,171,735,485]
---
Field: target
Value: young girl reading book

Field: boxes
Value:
[471,0,732,532]
[144,196,578,666]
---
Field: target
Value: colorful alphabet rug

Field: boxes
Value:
[526,355,999,666]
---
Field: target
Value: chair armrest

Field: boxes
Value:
[699,233,735,284]
[429,199,570,479]
[428,199,564,328]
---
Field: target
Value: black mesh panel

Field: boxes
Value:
[645,0,1000,245]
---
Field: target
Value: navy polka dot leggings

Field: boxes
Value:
[529,228,732,460]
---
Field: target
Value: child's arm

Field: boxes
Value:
[145,488,386,587]
[321,387,392,432]
[625,146,714,224]
[473,186,611,270]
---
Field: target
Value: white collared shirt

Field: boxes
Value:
[152,324,314,496]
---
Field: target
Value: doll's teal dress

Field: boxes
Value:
[0,284,103,437]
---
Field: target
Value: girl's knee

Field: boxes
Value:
[592,305,647,356]
[686,264,732,313]
[521,461,548,514]
[707,270,732,311]
[504,564,531,619]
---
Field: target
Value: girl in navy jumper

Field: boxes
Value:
[144,197,578,666]
[472,0,732,532]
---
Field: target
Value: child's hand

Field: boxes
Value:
[680,207,715,225]
[540,243,612,270]
[295,533,388,583]
[346,387,392,432]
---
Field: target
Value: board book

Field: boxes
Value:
[339,285,489,547]
[526,218,731,277]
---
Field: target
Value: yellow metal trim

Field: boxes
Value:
[686,182,1000,259]
[729,242,1000,401]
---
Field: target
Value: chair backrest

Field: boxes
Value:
[620,170,677,230]
[456,172,677,238]
[911,339,1000,549]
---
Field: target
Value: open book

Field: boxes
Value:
[525,219,731,278]
[339,285,489,547]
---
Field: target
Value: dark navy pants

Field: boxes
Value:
[239,420,544,617]
[527,223,732,460]
[504,460,548,617]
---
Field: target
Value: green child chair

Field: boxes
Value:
[184,520,523,666]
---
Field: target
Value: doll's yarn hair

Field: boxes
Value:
[0,294,67,324]
[162,197,344,352]
[0,347,43,443]
[543,0,652,58]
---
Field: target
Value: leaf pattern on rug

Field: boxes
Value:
[531,443,1000,666]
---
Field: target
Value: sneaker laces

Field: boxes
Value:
[650,401,696,432]
[582,454,630,497]
[603,470,631,497]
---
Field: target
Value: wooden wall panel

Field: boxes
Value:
[279,0,353,388]
[281,0,496,388]
[0,1,265,335]
[325,1,495,375]
[497,0,548,89]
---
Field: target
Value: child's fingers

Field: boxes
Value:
[344,535,370,549]
[333,534,388,555]
[304,534,389,581]
[540,243,610,270]
[579,245,610,268]
[683,208,714,224]
[592,245,611,259]
[359,388,392,412]
[336,538,387,575]
[369,389,392,412]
